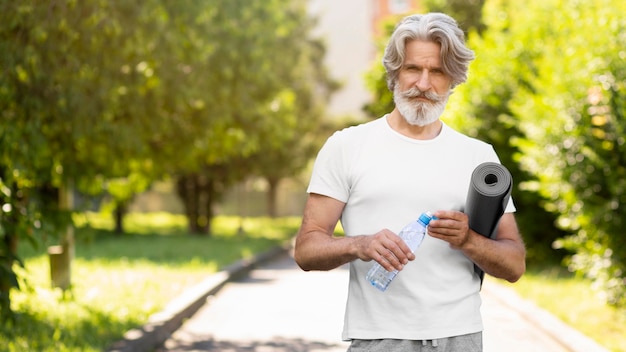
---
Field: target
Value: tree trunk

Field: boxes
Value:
[266,177,280,218]
[114,202,127,235]
[196,174,209,234]
[203,179,217,235]
[48,245,70,290]
[178,175,197,233]
[177,174,210,235]
[0,230,18,322]
[52,183,74,291]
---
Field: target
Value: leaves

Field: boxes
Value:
[1,0,336,316]
[470,0,626,306]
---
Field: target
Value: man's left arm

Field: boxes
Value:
[428,211,526,283]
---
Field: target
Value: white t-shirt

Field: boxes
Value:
[307,116,515,341]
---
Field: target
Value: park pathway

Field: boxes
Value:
[157,251,608,352]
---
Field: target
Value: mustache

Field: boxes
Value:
[400,88,445,103]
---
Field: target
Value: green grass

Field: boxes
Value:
[495,265,626,352]
[1,212,299,352]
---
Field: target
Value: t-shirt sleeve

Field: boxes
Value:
[307,131,350,203]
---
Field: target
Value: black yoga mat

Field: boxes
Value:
[465,162,513,285]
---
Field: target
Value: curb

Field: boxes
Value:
[483,280,609,352]
[105,243,291,352]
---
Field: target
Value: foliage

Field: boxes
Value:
[0,0,175,320]
[165,0,337,232]
[1,213,298,351]
[444,0,570,265]
[0,0,334,320]
[362,17,398,120]
[472,0,626,306]
[423,0,487,34]
[251,33,339,217]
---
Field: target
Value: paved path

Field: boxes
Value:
[158,252,607,352]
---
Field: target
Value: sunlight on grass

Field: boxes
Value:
[7,255,214,352]
[1,213,300,351]
[214,215,303,239]
[73,211,189,235]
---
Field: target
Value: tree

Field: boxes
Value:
[498,0,626,306]
[168,0,337,230]
[252,30,339,218]
[423,0,487,34]
[363,18,398,120]
[0,0,176,320]
[442,0,570,264]
[437,0,626,307]
[0,0,338,321]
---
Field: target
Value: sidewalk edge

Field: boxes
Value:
[105,243,291,352]
[483,280,609,352]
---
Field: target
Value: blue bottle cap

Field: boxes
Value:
[418,211,437,225]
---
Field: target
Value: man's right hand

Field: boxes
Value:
[354,230,415,272]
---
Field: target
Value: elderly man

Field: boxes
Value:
[294,12,526,352]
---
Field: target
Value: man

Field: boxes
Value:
[294,13,526,352]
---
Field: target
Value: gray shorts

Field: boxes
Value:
[347,332,482,352]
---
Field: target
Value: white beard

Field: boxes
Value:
[393,85,450,126]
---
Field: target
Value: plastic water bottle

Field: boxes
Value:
[365,211,437,292]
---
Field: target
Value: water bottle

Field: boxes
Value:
[365,211,437,292]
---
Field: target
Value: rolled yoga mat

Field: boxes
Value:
[465,162,513,284]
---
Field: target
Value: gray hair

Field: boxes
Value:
[383,13,475,91]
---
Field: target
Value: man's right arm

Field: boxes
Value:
[294,193,414,272]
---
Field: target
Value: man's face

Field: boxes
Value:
[393,40,452,126]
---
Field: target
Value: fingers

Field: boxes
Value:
[362,230,414,272]
[429,210,470,248]
[432,210,468,223]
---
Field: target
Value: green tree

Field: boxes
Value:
[0,0,176,319]
[423,0,487,34]
[253,29,339,218]
[443,0,626,306]
[169,0,337,231]
[363,18,398,119]
[444,0,569,264]
[0,0,337,321]
[498,0,626,306]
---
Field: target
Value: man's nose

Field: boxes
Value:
[415,70,432,91]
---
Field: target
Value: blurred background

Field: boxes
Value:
[1,0,625,350]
